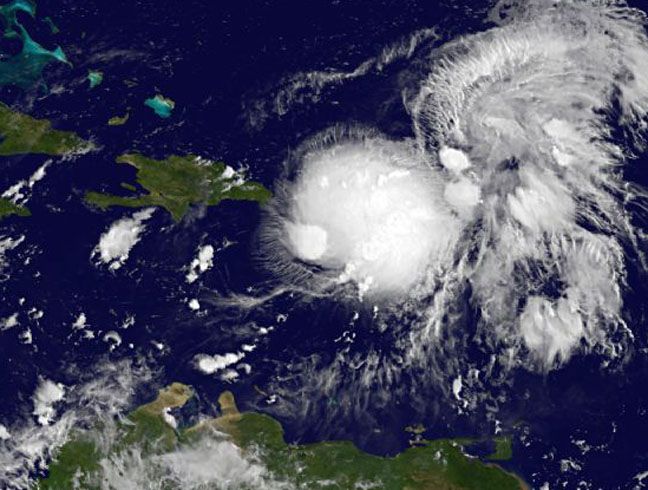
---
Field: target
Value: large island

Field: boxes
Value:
[85,153,272,221]
[0,102,88,156]
[0,102,90,219]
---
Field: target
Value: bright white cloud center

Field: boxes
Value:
[284,138,458,296]
[92,208,155,271]
[260,0,648,393]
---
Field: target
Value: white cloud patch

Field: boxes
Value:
[520,297,585,366]
[0,235,25,276]
[19,327,32,344]
[444,178,480,215]
[162,407,177,429]
[194,352,244,374]
[32,378,65,426]
[438,146,472,174]
[186,244,215,283]
[71,312,87,330]
[92,208,155,270]
[0,313,19,331]
[103,330,123,351]
[0,360,153,489]
[0,424,10,440]
[84,432,291,490]
[2,161,51,205]
[267,129,461,298]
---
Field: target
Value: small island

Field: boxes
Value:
[87,70,103,89]
[39,383,528,490]
[488,436,513,461]
[107,112,129,126]
[85,153,272,221]
[144,94,175,118]
[0,102,90,156]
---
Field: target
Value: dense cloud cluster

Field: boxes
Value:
[264,0,648,375]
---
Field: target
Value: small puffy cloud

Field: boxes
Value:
[32,378,65,426]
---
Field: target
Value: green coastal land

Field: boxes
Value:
[488,436,514,461]
[0,102,90,220]
[38,383,528,490]
[85,153,272,221]
[107,112,129,126]
[0,102,89,156]
[0,197,30,219]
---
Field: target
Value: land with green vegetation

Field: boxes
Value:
[0,102,89,155]
[107,112,129,126]
[38,383,528,490]
[0,197,30,219]
[38,383,194,489]
[85,153,272,221]
[487,436,513,461]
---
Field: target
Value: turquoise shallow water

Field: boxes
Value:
[144,95,174,118]
[0,0,68,90]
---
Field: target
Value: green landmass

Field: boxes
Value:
[107,112,129,126]
[85,153,272,221]
[87,70,103,89]
[144,94,175,118]
[487,436,513,461]
[0,102,89,155]
[38,383,528,490]
[38,383,193,489]
[0,197,30,219]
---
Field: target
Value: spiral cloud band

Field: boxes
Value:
[264,0,648,373]
[408,0,648,368]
